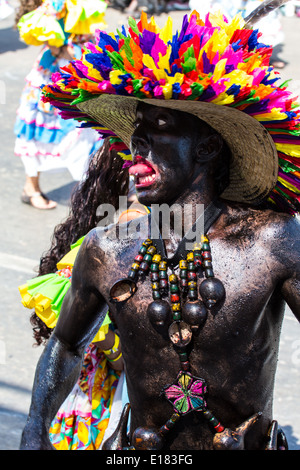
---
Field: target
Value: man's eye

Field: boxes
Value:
[133,120,140,128]
[157,118,167,126]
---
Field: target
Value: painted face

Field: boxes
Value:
[129,102,213,206]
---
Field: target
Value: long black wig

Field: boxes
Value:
[31,138,129,345]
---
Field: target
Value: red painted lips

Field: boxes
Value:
[129,156,157,188]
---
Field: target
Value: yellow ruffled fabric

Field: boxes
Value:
[19,272,73,329]
[92,324,109,342]
[19,281,59,329]
[18,10,66,47]
[17,0,107,47]
[19,235,110,341]
[64,0,106,34]
[56,244,80,269]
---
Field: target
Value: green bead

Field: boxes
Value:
[128,269,137,280]
[209,416,219,427]
[143,253,152,263]
[203,260,212,269]
[172,311,181,321]
[205,268,214,278]
[178,351,188,362]
[159,271,168,279]
[201,243,210,251]
[187,289,197,300]
[187,262,196,271]
[152,290,161,300]
[170,284,179,293]
[179,269,187,279]
[139,245,147,255]
[150,263,159,272]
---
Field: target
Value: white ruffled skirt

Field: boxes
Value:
[14,50,102,180]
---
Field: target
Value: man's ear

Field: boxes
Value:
[195,134,223,163]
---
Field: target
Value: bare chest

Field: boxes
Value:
[105,236,282,338]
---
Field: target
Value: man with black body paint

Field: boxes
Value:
[20,103,300,450]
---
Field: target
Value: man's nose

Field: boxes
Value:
[131,132,150,156]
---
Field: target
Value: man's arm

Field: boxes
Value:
[279,216,300,320]
[20,233,108,449]
[281,276,300,319]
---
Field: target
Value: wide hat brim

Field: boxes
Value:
[77,94,278,204]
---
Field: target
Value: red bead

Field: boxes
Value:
[150,272,159,281]
[140,261,149,271]
[180,279,188,288]
[159,279,168,288]
[159,424,170,436]
[214,423,224,433]
[187,272,197,280]
[135,254,144,262]
[202,251,212,260]
[171,294,180,303]
[181,361,190,371]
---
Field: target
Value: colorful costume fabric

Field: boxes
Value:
[14,0,107,180]
[49,344,120,450]
[19,236,120,450]
[189,0,284,47]
[19,236,99,330]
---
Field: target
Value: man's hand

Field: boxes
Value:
[20,417,55,450]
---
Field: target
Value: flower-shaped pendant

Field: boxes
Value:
[163,371,208,415]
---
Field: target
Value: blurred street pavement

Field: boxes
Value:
[0,1,300,451]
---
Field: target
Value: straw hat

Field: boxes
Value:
[77,94,278,204]
[42,10,300,213]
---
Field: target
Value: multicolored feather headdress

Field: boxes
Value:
[42,10,300,214]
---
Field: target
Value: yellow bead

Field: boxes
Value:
[159,261,167,270]
[192,243,202,251]
[152,254,162,263]
[186,252,194,261]
[172,303,181,312]
[201,235,209,243]
[179,260,187,269]
[169,273,177,283]
[147,246,156,255]
[131,262,140,271]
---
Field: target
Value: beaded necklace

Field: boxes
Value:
[109,202,230,450]
[127,236,226,449]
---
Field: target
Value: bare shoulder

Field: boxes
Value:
[79,225,120,261]
[78,213,149,262]
[71,225,126,292]
[221,202,300,264]
[222,202,299,237]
